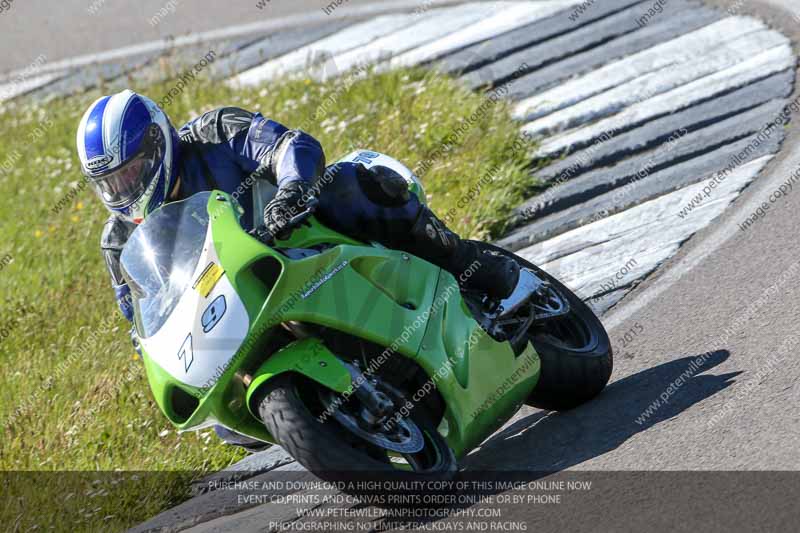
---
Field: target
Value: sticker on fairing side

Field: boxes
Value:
[177,333,194,372]
[301,260,348,299]
[193,262,225,297]
[201,295,227,333]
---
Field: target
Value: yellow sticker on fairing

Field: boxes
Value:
[193,262,225,297]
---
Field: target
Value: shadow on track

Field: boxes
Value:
[464,349,738,471]
[360,350,740,531]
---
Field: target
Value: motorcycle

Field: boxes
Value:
[120,151,612,481]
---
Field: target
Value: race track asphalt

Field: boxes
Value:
[0,0,394,74]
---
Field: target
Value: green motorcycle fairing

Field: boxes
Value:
[127,191,540,460]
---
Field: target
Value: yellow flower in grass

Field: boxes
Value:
[76,202,84,210]
[71,215,79,223]
[34,229,43,238]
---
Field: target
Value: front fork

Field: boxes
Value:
[244,337,428,455]
[342,360,396,422]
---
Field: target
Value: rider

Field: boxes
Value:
[77,90,534,449]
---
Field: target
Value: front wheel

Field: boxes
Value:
[257,373,456,484]
[477,242,613,411]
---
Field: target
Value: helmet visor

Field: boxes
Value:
[88,124,165,208]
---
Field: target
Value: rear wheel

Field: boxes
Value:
[476,242,613,411]
[257,373,456,483]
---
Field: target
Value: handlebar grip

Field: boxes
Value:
[286,201,317,227]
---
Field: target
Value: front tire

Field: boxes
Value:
[257,373,457,483]
[477,242,613,411]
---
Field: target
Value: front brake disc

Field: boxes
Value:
[319,389,424,454]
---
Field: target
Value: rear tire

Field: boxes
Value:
[257,373,457,483]
[476,242,613,411]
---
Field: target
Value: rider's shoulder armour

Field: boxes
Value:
[180,107,254,146]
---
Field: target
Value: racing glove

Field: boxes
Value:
[263,180,316,240]
[115,283,134,322]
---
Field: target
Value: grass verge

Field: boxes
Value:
[0,66,536,531]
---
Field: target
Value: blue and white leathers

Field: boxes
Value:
[92,103,326,321]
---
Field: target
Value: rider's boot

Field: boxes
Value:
[496,269,542,318]
[408,206,521,301]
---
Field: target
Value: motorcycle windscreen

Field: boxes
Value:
[121,192,211,338]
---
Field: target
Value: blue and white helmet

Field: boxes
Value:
[77,90,179,223]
